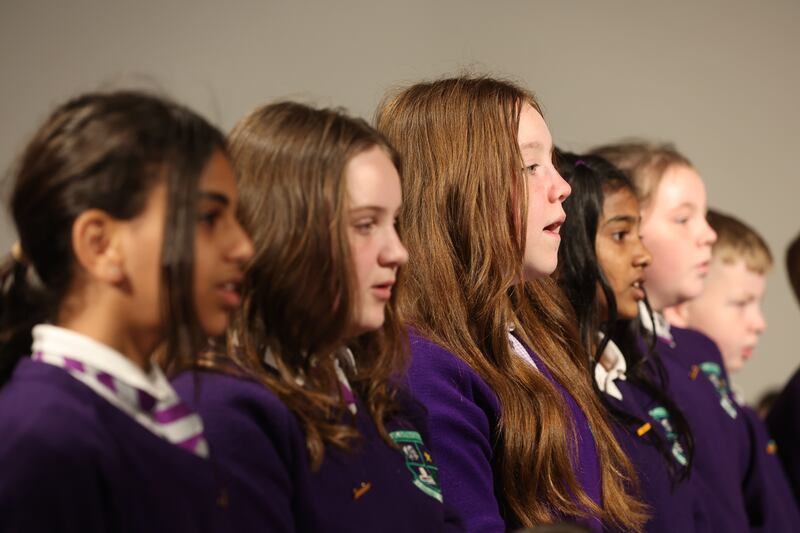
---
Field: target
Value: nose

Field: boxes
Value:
[380,228,409,268]
[751,308,767,335]
[229,219,255,264]
[700,215,717,246]
[551,168,571,203]
[633,238,653,268]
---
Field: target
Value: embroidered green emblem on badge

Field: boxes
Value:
[648,406,688,466]
[389,430,443,502]
[699,362,738,419]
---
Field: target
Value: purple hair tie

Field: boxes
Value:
[574,159,588,168]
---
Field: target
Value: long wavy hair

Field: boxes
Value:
[225,102,408,469]
[0,91,225,385]
[376,77,647,531]
[555,151,694,483]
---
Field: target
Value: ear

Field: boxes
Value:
[71,209,125,285]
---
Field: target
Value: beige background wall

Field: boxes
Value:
[1,0,798,402]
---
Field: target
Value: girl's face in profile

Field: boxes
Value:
[595,187,652,320]
[191,151,254,337]
[517,103,572,280]
[638,164,717,311]
[345,146,408,336]
[117,151,254,340]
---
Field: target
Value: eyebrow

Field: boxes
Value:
[519,141,545,151]
[349,204,402,216]
[199,191,230,206]
[602,214,639,226]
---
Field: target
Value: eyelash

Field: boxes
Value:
[612,231,628,241]
[355,220,376,233]
[198,210,221,227]
[523,163,540,175]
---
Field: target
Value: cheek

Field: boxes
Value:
[526,183,546,229]
[598,256,618,291]
[126,240,163,307]
[641,233,673,267]
[192,240,218,291]
[349,241,375,290]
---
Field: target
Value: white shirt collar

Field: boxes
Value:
[595,333,627,401]
[507,326,539,371]
[638,301,674,345]
[32,324,173,400]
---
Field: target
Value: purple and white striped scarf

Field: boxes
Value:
[31,325,209,458]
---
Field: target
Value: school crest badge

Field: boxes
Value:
[648,406,688,466]
[699,362,738,419]
[389,430,443,502]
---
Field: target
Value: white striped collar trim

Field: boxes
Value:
[595,334,627,401]
[30,324,208,458]
[638,301,674,345]
[31,324,172,400]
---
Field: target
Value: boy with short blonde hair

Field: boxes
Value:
[668,209,772,373]
[670,210,800,523]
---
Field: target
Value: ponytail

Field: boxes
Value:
[0,248,50,384]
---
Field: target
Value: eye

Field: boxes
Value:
[198,210,222,227]
[674,217,689,225]
[354,219,376,234]
[612,231,628,242]
[523,163,540,175]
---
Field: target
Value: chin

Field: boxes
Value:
[725,358,745,374]
[522,263,557,281]
[351,315,386,336]
[677,288,703,306]
[200,316,229,339]
[618,304,639,320]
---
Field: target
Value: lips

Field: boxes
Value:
[741,346,755,360]
[371,280,395,300]
[217,279,243,309]
[696,258,712,274]
[543,216,565,235]
[630,278,645,300]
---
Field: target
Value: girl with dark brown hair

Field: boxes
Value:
[172,102,464,532]
[0,91,253,531]
[375,77,648,532]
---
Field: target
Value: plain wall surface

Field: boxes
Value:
[1,0,798,402]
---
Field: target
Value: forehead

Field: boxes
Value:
[650,164,706,211]
[601,187,639,220]
[517,103,551,153]
[708,259,767,293]
[198,150,237,197]
[345,146,401,206]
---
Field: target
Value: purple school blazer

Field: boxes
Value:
[652,325,800,532]
[767,367,800,508]
[605,375,711,533]
[405,332,602,533]
[0,357,226,533]
[173,368,464,532]
[740,404,800,531]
